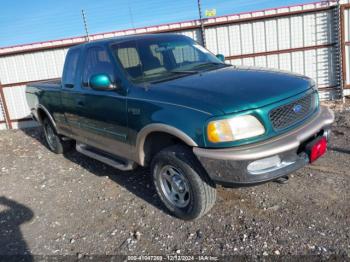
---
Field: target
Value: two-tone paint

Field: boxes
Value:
[26,34,334,185]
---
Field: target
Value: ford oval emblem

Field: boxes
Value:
[293,104,303,113]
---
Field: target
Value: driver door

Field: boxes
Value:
[77,45,129,156]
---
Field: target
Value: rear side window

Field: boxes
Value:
[82,46,114,87]
[62,49,80,87]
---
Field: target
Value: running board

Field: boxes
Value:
[76,143,135,171]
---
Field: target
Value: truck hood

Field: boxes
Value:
[145,66,313,115]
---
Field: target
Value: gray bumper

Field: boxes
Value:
[193,106,334,185]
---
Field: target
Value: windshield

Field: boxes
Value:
[111,35,227,84]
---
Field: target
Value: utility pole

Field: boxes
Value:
[81,9,90,42]
[197,0,206,47]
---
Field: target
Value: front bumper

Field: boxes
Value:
[193,106,334,186]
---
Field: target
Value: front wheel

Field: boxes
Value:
[151,145,217,220]
[43,118,73,154]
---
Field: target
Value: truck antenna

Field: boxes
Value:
[128,0,135,29]
[81,9,90,42]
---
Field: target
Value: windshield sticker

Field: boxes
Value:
[155,45,175,52]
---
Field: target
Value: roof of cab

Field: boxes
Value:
[72,33,186,49]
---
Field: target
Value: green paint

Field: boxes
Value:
[26,34,317,151]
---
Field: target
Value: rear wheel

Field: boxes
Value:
[151,145,217,220]
[43,118,73,154]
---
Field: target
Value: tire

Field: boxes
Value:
[42,118,73,154]
[151,145,217,220]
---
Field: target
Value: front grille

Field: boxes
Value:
[269,93,315,130]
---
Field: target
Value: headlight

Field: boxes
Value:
[207,115,265,143]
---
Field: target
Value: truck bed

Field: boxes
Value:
[25,78,62,119]
[29,78,61,89]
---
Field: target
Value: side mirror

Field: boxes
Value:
[89,74,117,91]
[216,54,225,62]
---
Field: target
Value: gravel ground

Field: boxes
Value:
[0,102,349,260]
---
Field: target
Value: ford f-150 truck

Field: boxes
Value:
[26,34,334,220]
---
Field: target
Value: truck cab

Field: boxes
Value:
[26,34,334,220]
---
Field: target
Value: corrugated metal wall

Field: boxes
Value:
[205,8,337,95]
[0,49,68,84]
[0,0,347,130]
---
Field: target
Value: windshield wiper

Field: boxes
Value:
[140,66,216,85]
[149,70,198,84]
[191,62,230,70]
[170,70,198,74]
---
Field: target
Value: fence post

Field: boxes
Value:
[339,3,348,102]
[336,0,345,101]
[0,82,12,129]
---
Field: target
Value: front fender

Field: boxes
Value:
[135,123,198,165]
[126,90,219,165]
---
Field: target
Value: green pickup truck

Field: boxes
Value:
[26,34,334,220]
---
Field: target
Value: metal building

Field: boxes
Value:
[0,0,349,130]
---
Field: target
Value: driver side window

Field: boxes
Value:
[82,46,114,88]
